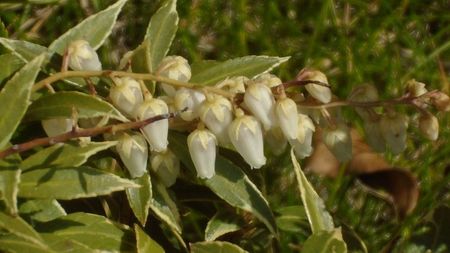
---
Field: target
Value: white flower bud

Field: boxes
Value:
[117,132,148,178]
[243,81,277,130]
[380,112,409,154]
[150,149,180,187]
[407,79,428,97]
[363,118,386,152]
[109,77,144,118]
[289,114,316,159]
[67,40,102,71]
[253,73,282,88]
[418,113,439,141]
[275,97,298,140]
[188,128,217,179]
[323,123,352,162]
[42,118,73,137]
[297,69,331,104]
[266,127,287,156]
[157,56,191,96]
[198,94,233,144]
[136,98,169,152]
[215,76,248,94]
[174,88,206,121]
[228,109,266,168]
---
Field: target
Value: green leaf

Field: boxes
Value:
[169,132,278,236]
[0,158,20,214]
[130,39,155,92]
[0,53,24,83]
[48,0,127,54]
[0,54,45,149]
[205,211,242,241]
[290,149,334,233]
[302,229,347,253]
[190,55,290,86]
[0,19,7,38]
[18,166,139,200]
[0,38,47,62]
[150,178,182,234]
[41,234,92,253]
[190,241,249,253]
[0,234,53,253]
[126,173,152,225]
[37,212,136,252]
[135,224,165,253]
[144,0,179,73]
[20,141,117,171]
[26,91,128,122]
[275,205,309,233]
[18,199,66,222]
[0,210,46,247]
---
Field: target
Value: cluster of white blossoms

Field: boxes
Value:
[41,40,450,183]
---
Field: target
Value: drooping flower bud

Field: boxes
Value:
[174,88,206,121]
[296,69,331,104]
[228,109,266,168]
[67,40,102,71]
[266,127,287,156]
[323,123,352,162]
[275,97,298,140]
[117,132,148,178]
[348,84,379,120]
[430,91,450,112]
[289,114,315,159]
[418,112,439,141]
[253,73,282,88]
[188,128,217,179]
[150,149,180,187]
[215,76,248,94]
[136,98,169,152]
[380,111,409,154]
[42,118,73,137]
[198,94,233,144]
[157,56,191,96]
[243,80,277,130]
[109,77,144,118]
[407,79,428,97]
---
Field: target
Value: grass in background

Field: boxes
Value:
[1,0,449,252]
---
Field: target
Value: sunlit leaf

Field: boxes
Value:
[48,0,127,54]
[20,141,117,171]
[190,55,289,86]
[18,166,139,200]
[150,178,181,234]
[126,173,152,225]
[0,156,20,214]
[0,210,46,247]
[37,212,136,252]
[302,229,347,253]
[0,54,45,149]
[130,39,155,92]
[41,233,92,253]
[190,241,249,253]
[0,234,52,253]
[0,38,47,62]
[291,149,334,233]
[26,91,128,122]
[0,53,24,83]
[135,224,164,253]
[275,205,309,233]
[170,132,278,236]
[205,211,242,241]
[18,199,66,222]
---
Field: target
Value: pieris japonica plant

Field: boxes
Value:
[0,1,449,252]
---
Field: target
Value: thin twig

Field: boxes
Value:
[0,112,178,159]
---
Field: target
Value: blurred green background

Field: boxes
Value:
[1,0,449,252]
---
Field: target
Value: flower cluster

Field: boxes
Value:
[41,40,450,184]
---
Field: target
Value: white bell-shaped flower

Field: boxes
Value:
[174,88,206,121]
[67,40,102,71]
[419,112,439,141]
[215,76,248,94]
[136,98,169,152]
[380,112,409,154]
[109,77,144,118]
[42,118,73,137]
[150,149,180,187]
[117,132,148,178]
[228,109,266,168]
[198,94,233,144]
[407,79,428,97]
[157,56,191,96]
[243,81,277,130]
[288,114,315,159]
[297,69,331,104]
[188,128,217,179]
[266,127,287,156]
[323,123,352,162]
[275,97,298,140]
[253,73,282,88]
